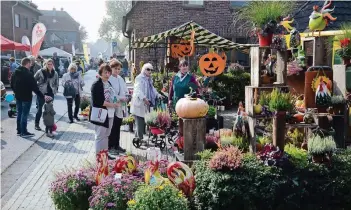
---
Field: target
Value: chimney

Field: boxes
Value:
[61,7,64,11]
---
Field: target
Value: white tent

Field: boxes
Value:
[39,47,72,58]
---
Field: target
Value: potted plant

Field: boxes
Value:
[331,95,346,115]
[240,1,295,46]
[308,134,336,164]
[206,106,218,132]
[334,23,351,64]
[125,116,135,132]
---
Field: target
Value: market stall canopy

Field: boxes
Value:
[132,21,257,50]
[1,35,30,51]
[39,47,72,58]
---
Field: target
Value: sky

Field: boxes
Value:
[32,0,106,42]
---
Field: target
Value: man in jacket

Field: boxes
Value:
[11,58,45,137]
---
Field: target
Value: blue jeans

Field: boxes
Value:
[17,100,32,134]
[35,94,54,125]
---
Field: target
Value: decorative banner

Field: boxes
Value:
[83,43,90,63]
[199,49,227,77]
[167,161,195,197]
[31,23,46,57]
[21,36,31,56]
[95,150,109,185]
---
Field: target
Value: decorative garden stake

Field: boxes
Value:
[198,48,227,77]
[309,0,337,35]
[95,150,109,185]
[167,161,195,197]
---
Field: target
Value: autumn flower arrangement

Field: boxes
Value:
[209,146,243,171]
[50,167,96,210]
[145,110,172,128]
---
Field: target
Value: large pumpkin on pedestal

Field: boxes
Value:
[199,50,227,77]
[176,93,209,119]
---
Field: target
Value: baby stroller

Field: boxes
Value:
[5,93,17,118]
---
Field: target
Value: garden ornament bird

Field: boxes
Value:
[280,15,294,32]
[309,0,337,36]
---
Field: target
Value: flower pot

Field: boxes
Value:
[312,154,324,163]
[333,104,345,115]
[342,57,351,65]
[258,33,273,47]
[129,123,134,132]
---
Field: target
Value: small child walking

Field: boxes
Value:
[43,96,56,137]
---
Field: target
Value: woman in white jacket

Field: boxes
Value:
[61,63,85,123]
[130,63,161,140]
[108,59,129,155]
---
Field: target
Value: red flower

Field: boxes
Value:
[340,38,350,48]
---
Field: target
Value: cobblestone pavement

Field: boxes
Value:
[2,118,96,210]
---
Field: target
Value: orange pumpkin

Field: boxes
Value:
[199,50,227,77]
[175,96,209,119]
[293,113,304,123]
[170,30,195,59]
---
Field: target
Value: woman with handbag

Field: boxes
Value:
[130,63,162,140]
[90,64,120,154]
[61,63,85,123]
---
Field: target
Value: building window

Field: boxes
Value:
[24,17,28,29]
[15,14,20,28]
[185,0,204,6]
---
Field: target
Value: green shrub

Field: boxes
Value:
[208,72,250,107]
[284,144,308,168]
[193,150,351,210]
[128,184,189,210]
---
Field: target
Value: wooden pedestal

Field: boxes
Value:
[183,118,206,161]
[273,112,286,151]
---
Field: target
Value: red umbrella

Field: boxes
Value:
[1,35,30,51]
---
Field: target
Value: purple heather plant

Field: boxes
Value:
[209,146,243,171]
[89,172,144,210]
[50,167,96,210]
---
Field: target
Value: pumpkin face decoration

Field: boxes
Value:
[170,31,195,59]
[199,51,227,77]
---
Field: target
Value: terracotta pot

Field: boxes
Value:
[258,33,273,47]
[312,154,324,163]
[342,57,351,65]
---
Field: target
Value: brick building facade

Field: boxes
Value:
[124,1,249,70]
[1,1,41,43]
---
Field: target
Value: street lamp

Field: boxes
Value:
[12,1,19,59]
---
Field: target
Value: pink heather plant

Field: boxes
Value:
[157,111,172,128]
[89,172,143,210]
[50,167,96,210]
[209,146,243,171]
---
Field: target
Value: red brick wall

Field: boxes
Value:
[127,1,234,69]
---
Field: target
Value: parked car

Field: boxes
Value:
[1,56,11,85]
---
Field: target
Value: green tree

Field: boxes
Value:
[99,1,132,41]
[79,25,88,42]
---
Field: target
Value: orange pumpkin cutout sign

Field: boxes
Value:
[199,49,227,77]
[170,29,195,59]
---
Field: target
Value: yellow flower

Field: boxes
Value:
[178,191,183,197]
[158,185,164,190]
[127,199,136,206]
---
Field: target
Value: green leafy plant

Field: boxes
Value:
[122,116,134,125]
[207,106,216,118]
[287,128,304,147]
[128,184,189,210]
[331,95,346,104]
[196,149,214,161]
[259,91,271,106]
[144,111,158,127]
[209,146,243,171]
[80,95,91,110]
[308,134,337,156]
[284,144,308,168]
[257,135,272,145]
[269,88,293,112]
[240,1,295,34]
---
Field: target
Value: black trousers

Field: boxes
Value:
[108,116,122,149]
[66,94,80,121]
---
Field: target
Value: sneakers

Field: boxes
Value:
[109,148,119,155]
[47,133,54,138]
[117,146,126,153]
[21,132,35,137]
[35,125,42,131]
